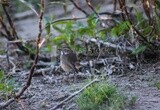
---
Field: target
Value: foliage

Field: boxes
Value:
[132,44,147,54]
[45,14,106,52]
[154,82,160,90]
[111,21,130,37]
[127,96,137,107]
[0,70,18,100]
[76,82,126,110]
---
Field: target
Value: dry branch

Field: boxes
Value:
[0,0,45,109]
[49,78,100,110]
[70,0,89,16]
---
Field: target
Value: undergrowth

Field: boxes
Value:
[76,81,126,110]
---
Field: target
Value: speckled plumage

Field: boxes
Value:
[60,49,78,73]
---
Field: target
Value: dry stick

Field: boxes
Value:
[113,0,117,12]
[118,0,126,21]
[70,0,89,16]
[0,30,8,38]
[6,43,10,71]
[85,0,105,27]
[18,0,39,17]
[49,78,100,110]
[2,4,19,39]
[0,0,45,109]
[8,59,16,74]
[0,17,12,40]
[85,0,99,17]
[0,98,15,109]
[15,0,44,99]
[147,1,156,36]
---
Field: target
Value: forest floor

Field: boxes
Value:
[1,1,160,110]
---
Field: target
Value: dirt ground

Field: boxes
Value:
[5,62,160,110]
[1,1,160,110]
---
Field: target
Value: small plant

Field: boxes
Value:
[44,14,106,52]
[76,82,126,110]
[127,96,137,107]
[154,82,160,90]
[0,70,18,100]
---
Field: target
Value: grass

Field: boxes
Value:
[76,81,126,110]
[154,82,160,90]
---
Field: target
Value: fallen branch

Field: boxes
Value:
[49,78,100,110]
[0,98,15,109]
[86,38,134,52]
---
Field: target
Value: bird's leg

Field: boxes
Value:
[62,72,69,82]
[73,72,77,83]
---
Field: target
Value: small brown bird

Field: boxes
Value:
[60,48,80,81]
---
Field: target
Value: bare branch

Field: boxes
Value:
[70,0,89,16]
[49,78,100,110]
[0,0,45,109]
[15,0,45,99]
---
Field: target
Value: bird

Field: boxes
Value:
[60,47,80,81]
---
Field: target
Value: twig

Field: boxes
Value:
[15,0,45,99]
[49,78,100,110]
[70,0,89,16]
[87,38,133,52]
[18,0,39,17]
[9,59,16,74]
[0,0,45,109]
[0,29,8,38]
[85,0,99,17]
[113,0,117,12]
[6,43,10,71]
[0,17,12,40]
[0,98,15,109]
[2,3,19,39]
[23,67,52,76]
[85,0,105,27]
[0,55,14,60]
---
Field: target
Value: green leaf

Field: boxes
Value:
[155,0,160,9]
[87,15,97,29]
[135,11,143,24]
[43,44,52,53]
[52,25,64,33]
[45,22,51,34]
[0,71,4,81]
[111,21,130,37]
[135,10,147,28]
[0,83,5,90]
[52,35,67,46]
[77,27,88,36]
[111,27,118,37]
[132,45,147,54]
[142,26,151,35]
